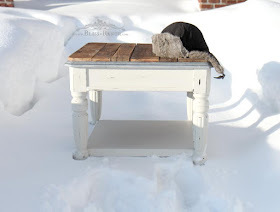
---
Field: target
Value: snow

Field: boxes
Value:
[0,7,77,115]
[1,0,280,211]
[17,0,199,14]
[41,157,247,212]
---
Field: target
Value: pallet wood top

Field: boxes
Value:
[68,42,208,63]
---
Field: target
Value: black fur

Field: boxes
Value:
[162,22,209,52]
[160,22,225,79]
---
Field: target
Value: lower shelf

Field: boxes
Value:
[88,120,193,157]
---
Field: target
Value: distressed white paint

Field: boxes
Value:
[89,90,102,125]
[187,92,194,121]
[193,69,208,94]
[71,91,88,160]
[192,70,211,165]
[88,68,195,91]
[192,93,209,165]
[66,61,210,70]
[69,67,87,92]
[67,61,211,165]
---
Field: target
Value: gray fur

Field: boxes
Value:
[152,33,189,58]
[188,51,224,75]
[151,32,224,78]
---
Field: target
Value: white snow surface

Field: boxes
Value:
[1,0,280,211]
[0,7,77,115]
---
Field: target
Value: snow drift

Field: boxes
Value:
[1,0,280,212]
[0,8,77,115]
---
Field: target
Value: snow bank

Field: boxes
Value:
[42,155,247,212]
[0,8,77,115]
[1,0,280,211]
[14,0,96,11]
[49,0,199,16]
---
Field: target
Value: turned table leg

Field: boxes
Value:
[89,90,102,125]
[192,93,209,165]
[187,92,194,121]
[71,91,89,160]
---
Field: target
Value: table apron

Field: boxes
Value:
[70,67,211,93]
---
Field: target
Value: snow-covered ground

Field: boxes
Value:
[1,0,280,211]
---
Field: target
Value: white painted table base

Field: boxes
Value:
[67,61,211,165]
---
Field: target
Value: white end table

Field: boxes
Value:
[66,43,211,165]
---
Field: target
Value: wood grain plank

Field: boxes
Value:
[68,43,106,61]
[159,57,178,62]
[178,58,207,62]
[69,42,209,63]
[92,43,121,62]
[111,43,136,62]
[130,44,159,62]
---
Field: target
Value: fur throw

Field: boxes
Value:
[188,51,224,76]
[152,32,225,79]
[152,33,189,58]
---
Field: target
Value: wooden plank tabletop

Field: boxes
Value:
[92,43,121,62]
[111,43,136,62]
[68,43,207,63]
[130,44,159,62]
